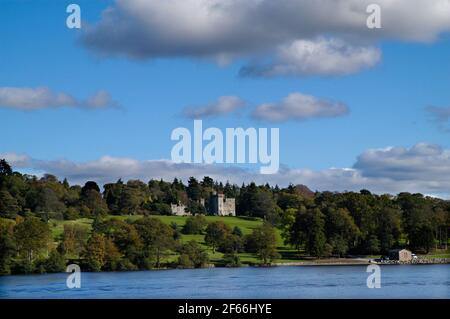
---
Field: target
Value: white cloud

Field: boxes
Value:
[2,143,450,198]
[0,153,31,168]
[240,38,381,77]
[0,87,118,110]
[252,92,349,122]
[80,0,450,75]
[353,143,450,182]
[182,96,246,118]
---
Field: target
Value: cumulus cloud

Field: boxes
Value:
[354,143,450,181]
[252,92,349,122]
[426,106,450,132]
[2,143,450,198]
[240,38,381,77]
[0,87,118,110]
[182,96,246,118]
[80,0,450,75]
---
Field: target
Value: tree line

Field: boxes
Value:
[0,212,278,274]
[0,159,449,275]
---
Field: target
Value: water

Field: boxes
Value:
[0,264,448,299]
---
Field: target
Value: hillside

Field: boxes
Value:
[48,215,297,265]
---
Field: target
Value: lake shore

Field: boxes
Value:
[2,257,449,277]
[272,257,450,267]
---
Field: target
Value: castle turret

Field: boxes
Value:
[209,192,236,216]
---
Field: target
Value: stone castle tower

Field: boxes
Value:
[209,192,236,216]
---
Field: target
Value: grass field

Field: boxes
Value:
[48,215,300,264]
[5,215,449,266]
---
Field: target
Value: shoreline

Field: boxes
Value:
[272,257,450,267]
[2,258,449,277]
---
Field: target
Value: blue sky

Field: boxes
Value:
[1,0,450,197]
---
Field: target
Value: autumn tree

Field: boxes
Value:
[83,233,106,271]
[61,224,88,257]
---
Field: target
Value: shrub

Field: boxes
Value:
[10,259,34,275]
[64,207,80,220]
[182,215,207,234]
[41,250,66,273]
[223,252,241,267]
[177,241,209,268]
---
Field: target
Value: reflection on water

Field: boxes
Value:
[0,264,448,299]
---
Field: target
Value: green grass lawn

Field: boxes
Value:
[19,215,450,266]
[48,218,93,240]
[419,253,450,259]
[47,214,302,264]
[111,215,263,234]
[51,215,450,264]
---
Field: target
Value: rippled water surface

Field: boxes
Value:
[0,264,448,299]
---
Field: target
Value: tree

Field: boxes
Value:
[201,176,214,189]
[42,250,66,273]
[238,183,278,219]
[246,223,279,265]
[305,209,328,257]
[409,224,435,253]
[0,159,13,176]
[170,222,181,240]
[177,241,209,268]
[103,182,123,213]
[64,185,81,208]
[325,207,360,256]
[187,200,207,215]
[281,207,301,251]
[376,205,402,253]
[13,217,50,263]
[182,215,207,234]
[34,187,66,218]
[223,252,241,267]
[95,219,142,264]
[277,192,304,210]
[103,237,122,271]
[81,189,108,217]
[396,192,435,252]
[81,181,101,195]
[118,180,150,215]
[0,190,20,218]
[232,226,243,237]
[61,224,88,257]
[366,235,380,254]
[63,207,80,220]
[219,233,244,254]
[187,177,202,201]
[289,208,328,257]
[0,219,16,274]
[205,221,231,253]
[83,233,106,271]
[134,217,175,268]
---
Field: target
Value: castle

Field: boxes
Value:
[209,192,236,216]
[170,192,236,216]
[170,203,189,216]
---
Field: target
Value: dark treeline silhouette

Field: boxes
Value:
[0,159,449,275]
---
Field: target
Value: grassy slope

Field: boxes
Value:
[5,215,449,265]
[48,215,299,264]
